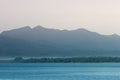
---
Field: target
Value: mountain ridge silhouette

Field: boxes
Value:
[0,26,120,57]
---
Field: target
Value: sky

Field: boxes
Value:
[0,0,120,35]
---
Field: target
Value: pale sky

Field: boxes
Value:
[0,0,120,34]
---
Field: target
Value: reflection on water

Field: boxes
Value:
[0,63,120,80]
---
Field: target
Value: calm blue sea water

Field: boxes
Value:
[0,63,120,80]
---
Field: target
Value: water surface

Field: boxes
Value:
[0,63,120,80]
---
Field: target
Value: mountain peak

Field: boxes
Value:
[16,26,31,30]
[111,33,120,38]
[72,28,92,33]
[10,26,31,31]
[33,25,46,30]
[77,28,90,32]
[1,26,31,34]
[112,33,119,36]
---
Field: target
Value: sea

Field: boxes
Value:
[0,63,120,80]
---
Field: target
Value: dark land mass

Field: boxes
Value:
[0,26,120,57]
[10,57,120,63]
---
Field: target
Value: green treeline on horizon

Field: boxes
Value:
[13,57,120,63]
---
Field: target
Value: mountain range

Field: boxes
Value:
[0,25,120,57]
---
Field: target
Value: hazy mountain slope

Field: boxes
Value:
[1,26,120,57]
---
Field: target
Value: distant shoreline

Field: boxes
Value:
[2,57,120,63]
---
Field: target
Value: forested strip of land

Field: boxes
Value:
[13,57,120,63]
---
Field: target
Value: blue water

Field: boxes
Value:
[0,63,120,80]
